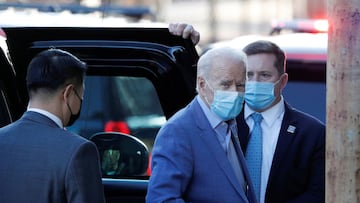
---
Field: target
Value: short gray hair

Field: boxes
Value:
[196,46,247,90]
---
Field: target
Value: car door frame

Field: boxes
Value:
[3,26,199,203]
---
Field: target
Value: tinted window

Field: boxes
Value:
[283,60,326,123]
[283,82,325,122]
[67,75,165,153]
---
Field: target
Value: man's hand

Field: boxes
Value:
[168,23,200,45]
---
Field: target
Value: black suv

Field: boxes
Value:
[0,26,198,203]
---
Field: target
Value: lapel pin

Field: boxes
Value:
[287,125,296,133]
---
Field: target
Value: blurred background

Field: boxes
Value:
[0,0,327,46]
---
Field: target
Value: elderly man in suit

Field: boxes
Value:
[0,49,105,203]
[146,45,256,203]
[237,40,325,203]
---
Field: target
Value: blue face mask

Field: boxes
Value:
[211,90,245,120]
[244,79,280,110]
[205,80,244,120]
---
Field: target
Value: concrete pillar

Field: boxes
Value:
[326,0,360,202]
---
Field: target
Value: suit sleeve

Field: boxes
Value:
[65,141,105,203]
[146,122,193,203]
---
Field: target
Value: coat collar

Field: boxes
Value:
[190,98,254,202]
[22,111,61,129]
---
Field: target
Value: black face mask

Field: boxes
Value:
[66,89,82,127]
[67,101,82,126]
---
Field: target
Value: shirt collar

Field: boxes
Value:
[244,96,285,127]
[27,107,63,128]
[196,95,223,128]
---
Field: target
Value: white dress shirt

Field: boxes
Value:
[244,96,285,203]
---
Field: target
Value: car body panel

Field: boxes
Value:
[0,35,20,126]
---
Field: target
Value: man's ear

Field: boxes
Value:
[198,77,206,88]
[280,73,288,89]
[63,84,73,100]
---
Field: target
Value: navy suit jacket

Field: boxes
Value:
[0,111,105,203]
[146,98,256,203]
[236,102,325,203]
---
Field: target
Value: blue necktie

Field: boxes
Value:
[245,113,263,202]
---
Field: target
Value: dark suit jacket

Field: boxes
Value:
[0,111,105,203]
[237,102,325,203]
[147,98,256,203]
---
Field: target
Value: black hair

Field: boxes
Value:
[26,48,87,94]
[243,40,286,75]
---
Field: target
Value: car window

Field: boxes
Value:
[67,75,165,156]
[283,81,325,122]
[283,60,326,123]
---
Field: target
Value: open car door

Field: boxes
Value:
[3,26,199,203]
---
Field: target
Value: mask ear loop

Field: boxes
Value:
[203,79,215,107]
[204,79,215,93]
[278,73,289,90]
[271,74,286,96]
[63,84,73,112]
[274,74,284,86]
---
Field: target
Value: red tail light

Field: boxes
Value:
[147,153,152,176]
[104,121,131,134]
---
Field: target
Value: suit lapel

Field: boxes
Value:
[237,104,298,202]
[232,133,257,203]
[191,99,250,201]
[236,109,250,152]
[268,103,297,185]
[235,110,257,202]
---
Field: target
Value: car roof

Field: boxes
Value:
[0,10,166,28]
[0,2,155,21]
[204,32,327,63]
[269,19,329,34]
[0,3,164,37]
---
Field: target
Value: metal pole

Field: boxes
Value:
[326,0,360,202]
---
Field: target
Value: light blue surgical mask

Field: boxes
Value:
[205,80,245,120]
[211,90,245,120]
[244,79,280,110]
